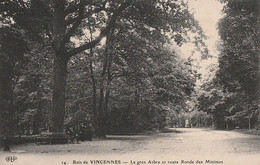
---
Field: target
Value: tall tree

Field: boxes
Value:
[198,0,260,129]
[217,0,260,128]
[1,0,206,133]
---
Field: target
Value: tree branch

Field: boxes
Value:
[17,0,29,9]
[65,0,91,15]
[65,1,108,26]
[65,7,105,26]
[61,0,86,46]
[66,1,131,58]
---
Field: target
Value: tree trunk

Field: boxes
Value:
[103,86,110,113]
[0,56,13,151]
[89,53,97,130]
[97,75,106,137]
[88,28,98,130]
[103,57,113,134]
[52,56,68,132]
[0,56,4,138]
[97,78,105,137]
[211,115,214,128]
[96,34,112,137]
[226,121,229,130]
[51,0,67,133]
[249,117,251,130]
[103,52,113,113]
[7,85,14,136]
[0,57,9,152]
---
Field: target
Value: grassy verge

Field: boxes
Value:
[233,129,260,135]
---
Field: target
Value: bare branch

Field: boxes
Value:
[61,0,86,47]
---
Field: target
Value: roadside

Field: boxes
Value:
[232,129,260,136]
[1,128,260,165]
[0,134,155,154]
[2,128,260,155]
[196,126,260,136]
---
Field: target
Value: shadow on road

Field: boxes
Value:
[106,128,183,141]
[160,128,183,133]
[106,135,151,141]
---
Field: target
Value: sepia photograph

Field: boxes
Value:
[0,0,259,165]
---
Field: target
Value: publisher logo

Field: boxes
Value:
[5,156,17,162]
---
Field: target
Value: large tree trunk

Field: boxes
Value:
[51,0,67,133]
[52,56,68,132]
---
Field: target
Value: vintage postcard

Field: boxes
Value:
[0,0,259,165]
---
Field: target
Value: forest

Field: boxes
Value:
[0,0,259,149]
[197,0,259,130]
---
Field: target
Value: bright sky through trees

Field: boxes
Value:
[180,0,224,78]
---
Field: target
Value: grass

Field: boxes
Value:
[233,129,260,135]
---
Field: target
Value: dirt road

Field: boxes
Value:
[1,128,260,165]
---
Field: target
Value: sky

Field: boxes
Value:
[179,0,224,78]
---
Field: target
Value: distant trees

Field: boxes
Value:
[196,66,227,129]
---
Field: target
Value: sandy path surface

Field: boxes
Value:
[1,128,260,165]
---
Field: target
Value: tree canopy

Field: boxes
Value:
[197,0,260,129]
[0,0,206,137]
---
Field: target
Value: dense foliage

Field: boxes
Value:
[0,0,206,138]
[197,0,260,129]
[0,26,28,137]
